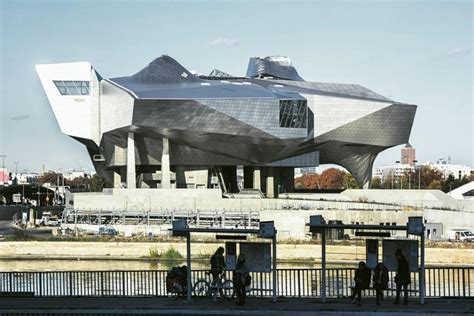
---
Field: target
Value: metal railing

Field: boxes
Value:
[0,267,472,298]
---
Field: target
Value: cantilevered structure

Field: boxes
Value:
[36,55,416,195]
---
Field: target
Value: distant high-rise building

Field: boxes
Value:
[401,143,416,166]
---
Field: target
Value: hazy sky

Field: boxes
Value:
[1,0,472,173]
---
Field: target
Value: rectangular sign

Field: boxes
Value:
[259,221,275,238]
[225,242,237,271]
[13,194,21,203]
[383,239,419,272]
[366,239,379,269]
[239,242,271,272]
[407,217,423,235]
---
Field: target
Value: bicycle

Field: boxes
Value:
[193,270,234,299]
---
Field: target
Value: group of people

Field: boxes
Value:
[210,247,250,306]
[351,248,411,306]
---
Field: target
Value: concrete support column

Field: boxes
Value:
[266,167,275,198]
[126,132,136,189]
[253,167,261,190]
[113,171,122,188]
[161,138,171,189]
[243,166,253,189]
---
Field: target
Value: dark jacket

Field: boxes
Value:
[234,261,249,287]
[210,253,225,275]
[395,255,411,285]
[354,267,371,289]
[373,265,389,289]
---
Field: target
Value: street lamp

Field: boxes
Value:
[395,161,401,189]
[0,154,6,184]
[413,160,420,190]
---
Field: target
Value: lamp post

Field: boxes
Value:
[0,154,6,184]
[395,161,401,189]
[14,162,19,185]
[413,160,420,190]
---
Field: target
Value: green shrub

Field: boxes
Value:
[148,246,184,261]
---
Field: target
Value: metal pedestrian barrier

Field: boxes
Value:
[0,267,472,298]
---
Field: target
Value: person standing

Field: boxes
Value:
[373,262,389,305]
[234,254,249,306]
[210,247,226,297]
[394,248,410,305]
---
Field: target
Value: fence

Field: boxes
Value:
[0,267,472,298]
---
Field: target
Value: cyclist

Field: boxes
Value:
[210,247,226,297]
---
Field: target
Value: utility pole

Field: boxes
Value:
[14,162,19,175]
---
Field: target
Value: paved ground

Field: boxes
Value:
[0,297,472,315]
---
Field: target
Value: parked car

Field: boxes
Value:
[447,229,474,242]
[98,226,118,236]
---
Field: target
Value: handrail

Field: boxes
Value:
[0,267,472,298]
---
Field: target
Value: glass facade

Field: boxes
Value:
[54,80,90,95]
[279,100,307,128]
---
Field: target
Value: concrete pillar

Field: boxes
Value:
[266,167,275,198]
[279,167,294,193]
[161,138,171,189]
[126,132,136,189]
[253,167,261,190]
[243,166,253,189]
[113,171,122,188]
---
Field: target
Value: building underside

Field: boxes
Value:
[36,55,416,196]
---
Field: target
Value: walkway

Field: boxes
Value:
[0,297,473,315]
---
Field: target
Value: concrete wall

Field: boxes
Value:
[1,241,472,265]
[71,189,474,240]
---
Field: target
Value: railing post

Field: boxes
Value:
[297,269,301,298]
[122,271,126,297]
[100,272,104,297]
[9,272,13,293]
[39,273,42,297]
[69,271,73,297]
[462,268,466,298]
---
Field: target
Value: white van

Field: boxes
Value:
[448,229,474,242]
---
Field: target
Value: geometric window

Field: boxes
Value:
[279,99,307,128]
[53,81,90,96]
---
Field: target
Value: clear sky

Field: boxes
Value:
[0,0,472,173]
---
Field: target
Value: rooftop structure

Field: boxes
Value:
[36,55,417,195]
[401,143,416,166]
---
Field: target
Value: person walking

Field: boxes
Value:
[351,261,371,306]
[394,248,410,305]
[373,262,389,305]
[210,247,225,297]
[234,254,249,306]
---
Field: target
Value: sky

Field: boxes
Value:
[0,0,472,173]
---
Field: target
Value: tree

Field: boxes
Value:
[419,166,444,189]
[371,177,382,189]
[294,173,320,189]
[318,168,346,189]
[37,171,60,186]
[89,174,110,192]
[442,174,470,193]
[343,173,359,189]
